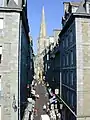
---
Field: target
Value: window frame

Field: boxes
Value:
[71,51,73,65]
[67,71,69,84]
[71,93,74,106]
[66,53,69,66]
[71,71,74,85]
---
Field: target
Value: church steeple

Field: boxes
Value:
[39,6,46,38]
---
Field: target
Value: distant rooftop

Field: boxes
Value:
[70,2,80,7]
[53,29,61,31]
[63,1,80,6]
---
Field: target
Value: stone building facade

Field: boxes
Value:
[59,0,90,120]
[0,0,32,120]
[43,29,61,119]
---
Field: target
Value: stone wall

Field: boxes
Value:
[0,12,20,120]
[76,17,90,119]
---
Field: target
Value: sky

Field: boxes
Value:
[27,0,80,54]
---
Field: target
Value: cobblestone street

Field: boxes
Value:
[34,82,49,120]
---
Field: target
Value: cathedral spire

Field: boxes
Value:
[39,6,46,38]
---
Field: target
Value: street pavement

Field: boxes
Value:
[34,82,49,120]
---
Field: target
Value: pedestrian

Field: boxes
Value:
[43,104,46,110]
[47,108,50,115]
[29,111,32,120]
[34,108,38,116]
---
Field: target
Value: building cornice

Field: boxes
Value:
[59,13,90,38]
[0,7,22,12]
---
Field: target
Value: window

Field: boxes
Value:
[63,55,65,66]
[63,72,64,83]
[66,37,68,47]
[30,51,32,59]
[71,93,74,106]
[66,53,69,65]
[45,63,47,71]
[67,72,69,84]
[30,62,32,69]
[0,46,2,63]
[71,51,73,65]
[71,72,74,85]
[0,18,3,29]
[67,91,69,102]
[62,40,65,48]
[70,32,73,43]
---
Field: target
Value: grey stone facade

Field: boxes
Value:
[59,0,90,120]
[0,0,32,120]
[0,11,20,120]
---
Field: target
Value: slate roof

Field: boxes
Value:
[76,0,86,14]
[70,2,80,7]
[7,0,19,8]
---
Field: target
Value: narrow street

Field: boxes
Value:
[34,82,49,120]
